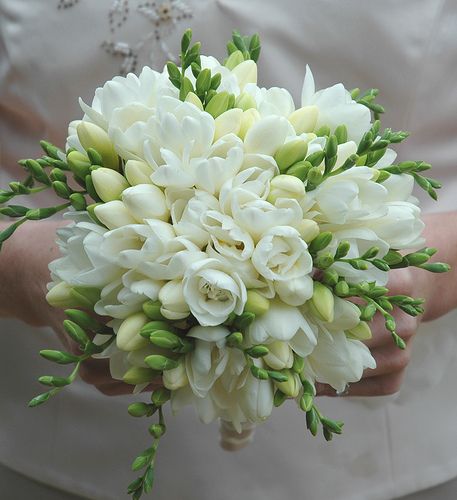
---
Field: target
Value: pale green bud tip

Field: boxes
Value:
[117,313,149,352]
[205,91,230,118]
[244,290,270,316]
[46,282,75,308]
[274,139,309,172]
[142,300,165,320]
[145,355,179,372]
[274,370,301,398]
[76,122,119,170]
[346,321,372,340]
[123,367,158,385]
[151,388,171,406]
[225,49,245,69]
[226,331,243,347]
[310,282,335,322]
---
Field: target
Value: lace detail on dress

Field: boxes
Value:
[57,0,192,75]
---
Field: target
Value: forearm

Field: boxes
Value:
[417,211,457,321]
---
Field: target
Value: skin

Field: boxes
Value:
[0,212,456,398]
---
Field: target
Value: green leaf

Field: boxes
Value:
[181,28,192,53]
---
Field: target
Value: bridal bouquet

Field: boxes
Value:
[0,30,448,498]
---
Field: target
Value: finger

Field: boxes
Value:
[361,341,412,379]
[93,380,162,397]
[318,370,406,398]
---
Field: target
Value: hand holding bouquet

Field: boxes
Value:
[0,29,449,498]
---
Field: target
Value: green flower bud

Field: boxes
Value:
[225,49,245,69]
[123,367,158,385]
[360,303,377,321]
[39,349,79,365]
[335,241,351,259]
[267,370,289,382]
[334,124,348,144]
[286,160,312,181]
[419,262,451,273]
[196,68,212,94]
[306,166,323,185]
[233,311,256,331]
[70,193,87,211]
[38,375,70,387]
[299,393,314,412]
[315,125,330,137]
[245,345,269,358]
[142,300,166,320]
[306,407,319,436]
[77,122,119,170]
[40,140,61,160]
[149,330,182,350]
[322,269,339,287]
[274,140,309,173]
[274,370,301,397]
[273,390,287,407]
[52,181,72,199]
[244,290,270,316]
[226,331,243,348]
[306,150,325,167]
[46,282,80,309]
[151,388,171,406]
[292,354,305,374]
[139,321,174,338]
[64,309,102,332]
[25,159,51,185]
[334,280,350,297]
[314,252,334,269]
[127,402,150,418]
[63,320,89,347]
[308,231,333,254]
[250,365,269,380]
[205,91,230,118]
[67,151,91,179]
[86,148,103,166]
[149,423,166,439]
[69,286,101,309]
[49,168,66,182]
[310,282,334,322]
[145,355,179,372]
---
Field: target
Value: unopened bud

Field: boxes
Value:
[244,290,270,316]
[124,160,154,186]
[77,122,119,170]
[94,200,136,229]
[346,321,372,340]
[205,91,230,118]
[310,282,334,322]
[225,49,245,70]
[117,312,149,352]
[268,174,306,203]
[232,59,257,90]
[288,105,318,134]
[235,92,257,111]
[145,355,179,372]
[123,366,158,385]
[274,370,301,398]
[263,341,294,370]
[274,139,309,172]
[238,108,261,140]
[91,167,129,202]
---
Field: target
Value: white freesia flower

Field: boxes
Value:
[167,188,218,247]
[244,115,295,155]
[311,166,388,225]
[301,65,371,143]
[183,259,247,326]
[248,300,317,357]
[274,275,314,306]
[49,218,120,288]
[244,84,295,118]
[308,330,376,393]
[202,211,254,261]
[252,226,313,281]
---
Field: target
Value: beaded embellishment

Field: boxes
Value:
[57,0,192,74]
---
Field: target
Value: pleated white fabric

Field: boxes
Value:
[1,1,456,499]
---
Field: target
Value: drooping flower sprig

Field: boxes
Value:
[0,29,450,499]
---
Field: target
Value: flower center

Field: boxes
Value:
[199,279,230,302]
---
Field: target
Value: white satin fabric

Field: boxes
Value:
[1,1,456,499]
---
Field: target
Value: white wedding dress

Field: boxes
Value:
[1,1,457,499]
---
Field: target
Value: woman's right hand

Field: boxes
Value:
[0,220,161,395]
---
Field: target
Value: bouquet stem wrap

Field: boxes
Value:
[219,420,256,451]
